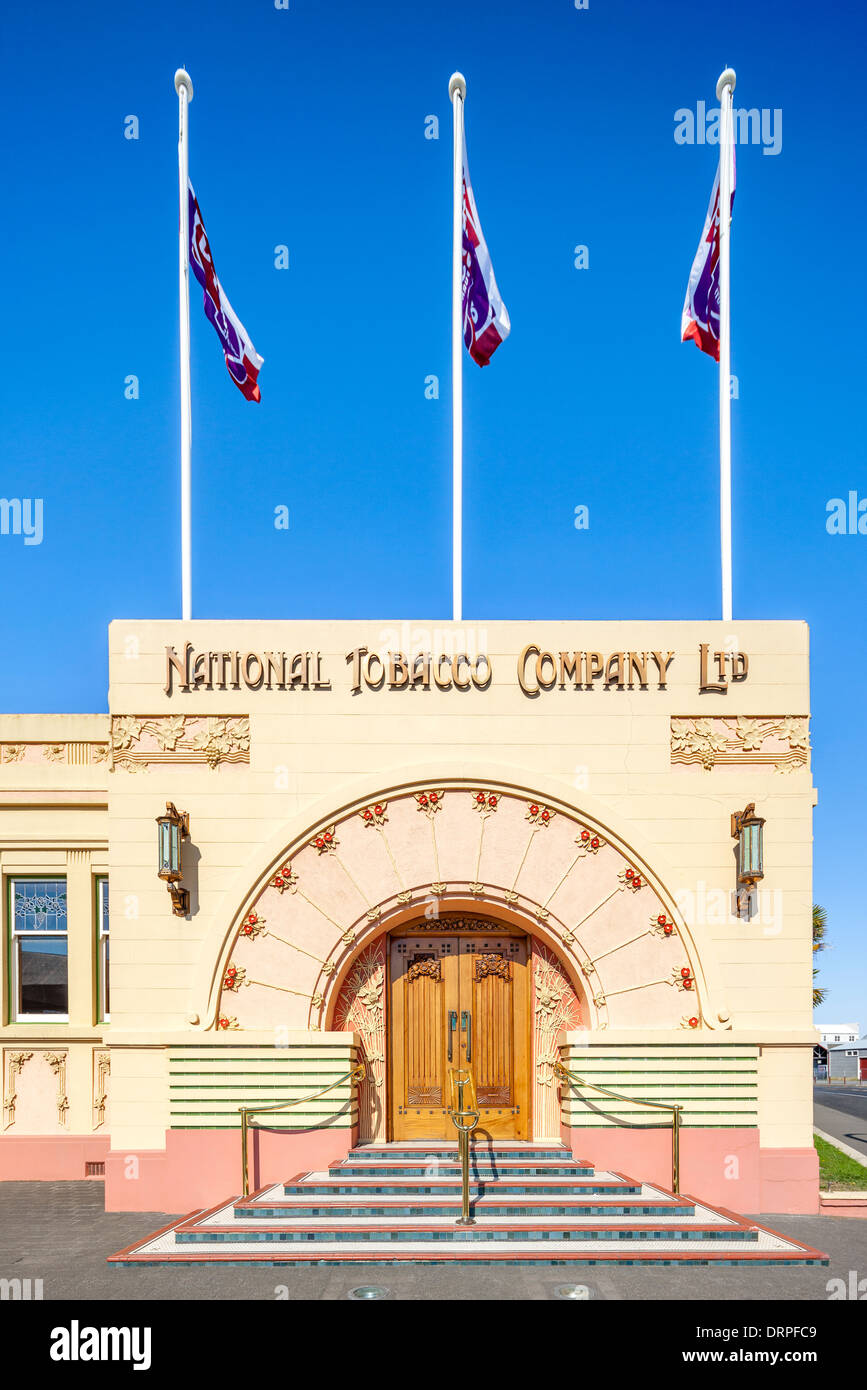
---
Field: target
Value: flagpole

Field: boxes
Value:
[449,72,466,624]
[175,68,194,622]
[716,67,735,623]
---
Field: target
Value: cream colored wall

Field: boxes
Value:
[0,622,818,1155]
[0,715,109,1141]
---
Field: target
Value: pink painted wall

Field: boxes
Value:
[561,1123,819,1214]
[104,1126,356,1213]
[0,1135,111,1181]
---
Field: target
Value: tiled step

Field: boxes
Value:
[332,1162,594,1178]
[353,1145,571,1161]
[111,1221,828,1266]
[107,1145,830,1268]
[284,1174,642,1197]
[235,1190,696,1220]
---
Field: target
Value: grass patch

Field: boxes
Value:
[815,1134,867,1191]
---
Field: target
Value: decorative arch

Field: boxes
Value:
[199,777,732,1142]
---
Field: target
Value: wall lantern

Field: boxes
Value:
[156,801,190,915]
[731,802,764,915]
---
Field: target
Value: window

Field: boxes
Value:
[11,878,68,1020]
[97,876,110,1021]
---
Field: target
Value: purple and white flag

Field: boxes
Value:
[681,145,736,361]
[461,135,510,367]
[188,181,263,401]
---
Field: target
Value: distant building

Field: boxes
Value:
[814,1023,861,1078]
[828,1038,867,1082]
[816,1023,860,1046]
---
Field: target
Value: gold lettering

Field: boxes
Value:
[627,651,648,688]
[451,654,471,690]
[472,654,492,690]
[432,653,452,691]
[730,652,749,682]
[364,651,385,688]
[558,651,581,688]
[517,644,540,696]
[585,652,604,688]
[410,652,431,689]
[389,652,409,688]
[346,647,366,695]
[264,652,287,690]
[164,643,192,696]
[650,650,675,689]
[604,652,626,689]
[535,650,558,691]
[243,652,264,688]
[699,643,727,694]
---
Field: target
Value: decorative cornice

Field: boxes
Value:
[671,716,810,773]
[110,716,250,772]
[0,742,109,767]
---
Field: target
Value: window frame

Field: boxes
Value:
[8,875,70,1023]
[95,874,110,1023]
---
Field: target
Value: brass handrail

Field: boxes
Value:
[447,1066,480,1226]
[554,1059,683,1194]
[238,1060,366,1197]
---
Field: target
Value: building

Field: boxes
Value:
[0,618,821,1215]
[814,1023,861,1077]
[816,1024,860,1047]
[828,1039,867,1082]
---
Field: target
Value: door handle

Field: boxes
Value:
[448,1011,457,1061]
[461,1010,472,1063]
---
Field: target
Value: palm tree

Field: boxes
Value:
[812,903,828,1008]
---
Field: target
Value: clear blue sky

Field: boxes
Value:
[2,0,864,1020]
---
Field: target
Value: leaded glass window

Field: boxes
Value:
[97,876,110,1021]
[12,878,68,1019]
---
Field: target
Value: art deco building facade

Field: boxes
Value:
[0,619,819,1215]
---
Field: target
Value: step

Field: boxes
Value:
[332,1161,593,1178]
[110,1219,829,1266]
[284,1174,642,1197]
[235,1192,696,1220]
[351,1145,572,1161]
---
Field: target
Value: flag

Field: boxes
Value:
[188,182,263,401]
[461,135,510,367]
[681,146,736,360]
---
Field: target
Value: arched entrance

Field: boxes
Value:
[206,780,719,1143]
[329,901,585,1144]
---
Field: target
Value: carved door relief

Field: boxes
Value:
[333,939,387,1142]
[390,932,529,1141]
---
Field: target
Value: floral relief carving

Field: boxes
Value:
[671,716,810,773]
[3,1051,33,1130]
[406,958,442,982]
[532,942,583,1137]
[474,953,511,981]
[110,716,249,771]
[93,1050,110,1130]
[333,940,387,1142]
[45,1052,70,1127]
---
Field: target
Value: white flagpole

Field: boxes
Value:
[716,66,736,623]
[449,72,466,624]
[175,68,194,622]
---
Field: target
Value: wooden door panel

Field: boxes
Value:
[459,937,528,1140]
[390,931,529,1142]
[390,936,457,1141]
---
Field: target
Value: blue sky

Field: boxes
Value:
[2,0,864,1019]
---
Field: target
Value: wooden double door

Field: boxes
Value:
[390,929,529,1141]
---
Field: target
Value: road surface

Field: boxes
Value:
[814,1084,867,1161]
